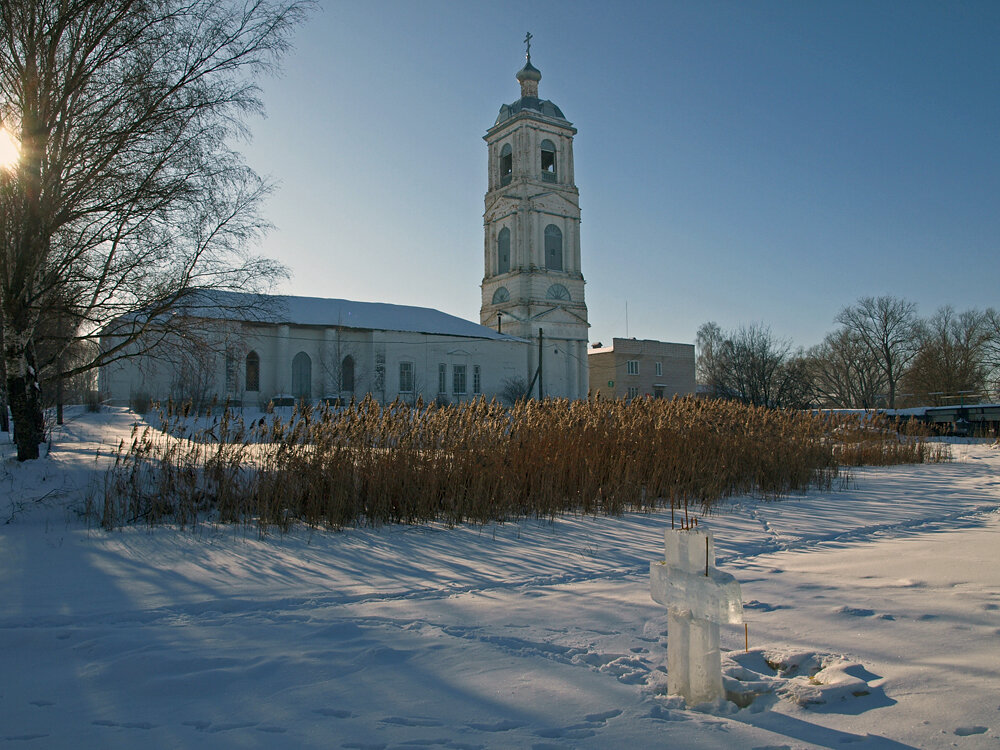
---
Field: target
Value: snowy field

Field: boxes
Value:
[1,408,998,749]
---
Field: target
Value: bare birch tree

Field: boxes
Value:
[0,0,309,459]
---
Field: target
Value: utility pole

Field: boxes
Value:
[538,327,544,400]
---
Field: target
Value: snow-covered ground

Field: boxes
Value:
[1,408,998,749]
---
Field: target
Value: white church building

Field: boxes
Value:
[100,46,591,407]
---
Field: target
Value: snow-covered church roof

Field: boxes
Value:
[176,289,523,342]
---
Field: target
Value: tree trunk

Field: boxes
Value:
[5,343,45,461]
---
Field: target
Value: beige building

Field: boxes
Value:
[588,338,695,401]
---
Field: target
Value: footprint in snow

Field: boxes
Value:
[378,716,442,727]
[91,720,156,730]
[533,725,596,740]
[836,606,875,617]
[466,719,524,732]
[205,721,258,733]
[583,709,622,724]
[3,735,50,742]
[313,708,353,718]
[954,726,988,736]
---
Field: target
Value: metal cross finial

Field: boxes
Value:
[524,31,532,60]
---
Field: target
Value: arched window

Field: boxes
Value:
[540,139,556,182]
[245,351,260,392]
[546,283,570,301]
[499,143,512,186]
[292,351,311,400]
[341,355,355,392]
[544,224,563,271]
[492,286,510,304]
[497,227,510,275]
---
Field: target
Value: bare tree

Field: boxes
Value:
[697,322,804,408]
[0,0,309,459]
[807,327,886,408]
[318,327,368,404]
[835,296,920,409]
[902,306,993,404]
[500,375,529,407]
[985,308,1000,401]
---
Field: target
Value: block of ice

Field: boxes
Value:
[650,562,744,624]
[650,527,744,705]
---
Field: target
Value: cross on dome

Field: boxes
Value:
[516,33,541,97]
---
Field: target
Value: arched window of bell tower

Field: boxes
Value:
[540,139,556,182]
[497,227,510,275]
[544,224,563,271]
[499,143,512,186]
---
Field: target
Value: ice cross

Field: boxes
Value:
[650,527,743,705]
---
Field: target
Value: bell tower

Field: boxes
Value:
[480,35,589,399]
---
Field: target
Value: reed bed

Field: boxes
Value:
[97,397,947,533]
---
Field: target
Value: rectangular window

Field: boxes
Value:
[245,353,260,392]
[225,350,238,393]
[627,360,640,376]
[374,353,385,393]
[627,386,639,400]
[399,362,413,393]
[473,365,481,395]
[453,365,467,395]
[438,363,447,394]
[655,361,663,377]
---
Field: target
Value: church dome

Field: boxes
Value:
[516,60,542,84]
[496,51,567,127]
[495,97,567,126]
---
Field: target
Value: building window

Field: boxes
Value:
[540,139,556,182]
[655,361,662,377]
[546,283,570,301]
[492,286,510,304]
[374,353,385,393]
[500,143,512,186]
[627,360,639,376]
[438,363,447,394]
[245,351,260,392]
[473,365,481,394]
[497,227,510,275]
[341,355,355,392]
[453,365,467,395]
[292,351,312,400]
[399,361,414,393]
[225,349,238,393]
[544,224,563,271]
[627,386,639,400]
[654,387,664,399]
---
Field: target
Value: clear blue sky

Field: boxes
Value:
[243,0,1000,350]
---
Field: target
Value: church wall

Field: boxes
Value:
[100,323,529,409]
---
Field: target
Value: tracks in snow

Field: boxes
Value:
[2,502,996,633]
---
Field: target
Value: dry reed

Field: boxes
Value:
[97,397,948,533]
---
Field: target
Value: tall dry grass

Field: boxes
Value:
[97,397,947,533]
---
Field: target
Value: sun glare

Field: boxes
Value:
[0,128,20,170]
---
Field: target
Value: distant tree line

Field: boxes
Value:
[697,296,1000,409]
